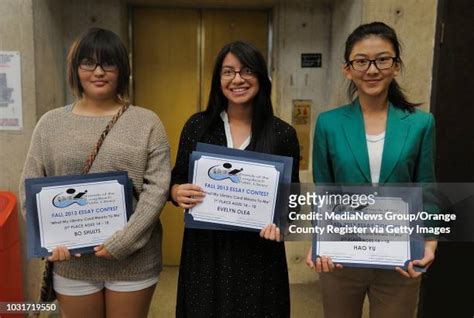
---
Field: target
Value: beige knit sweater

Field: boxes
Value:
[20,105,171,281]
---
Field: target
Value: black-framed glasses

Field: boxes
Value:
[220,67,256,80]
[79,59,118,72]
[346,56,398,71]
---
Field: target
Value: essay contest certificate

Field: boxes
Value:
[316,197,411,267]
[189,155,280,229]
[36,180,128,251]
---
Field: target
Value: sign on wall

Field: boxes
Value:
[301,53,322,68]
[0,51,23,130]
[292,99,312,170]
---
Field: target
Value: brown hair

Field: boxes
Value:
[67,28,130,100]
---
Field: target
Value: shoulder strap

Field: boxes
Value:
[82,103,130,174]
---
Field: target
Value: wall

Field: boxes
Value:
[0,0,38,301]
[33,0,65,118]
[326,0,363,108]
[0,0,36,195]
[273,0,331,177]
[363,0,437,111]
[21,0,66,301]
[272,0,332,284]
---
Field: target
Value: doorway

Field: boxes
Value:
[132,7,269,264]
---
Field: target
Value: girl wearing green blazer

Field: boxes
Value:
[306,22,437,318]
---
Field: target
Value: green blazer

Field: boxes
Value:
[312,99,436,185]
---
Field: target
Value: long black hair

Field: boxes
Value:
[201,41,275,153]
[344,22,420,112]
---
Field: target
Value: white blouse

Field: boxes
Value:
[220,111,251,150]
[366,131,385,184]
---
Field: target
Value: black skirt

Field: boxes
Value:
[176,228,290,318]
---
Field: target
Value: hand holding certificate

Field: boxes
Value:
[311,186,425,271]
[189,155,280,230]
[25,171,133,258]
[184,143,293,232]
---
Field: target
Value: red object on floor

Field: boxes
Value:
[0,192,24,307]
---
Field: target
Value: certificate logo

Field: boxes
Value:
[52,188,89,208]
[208,163,243,183]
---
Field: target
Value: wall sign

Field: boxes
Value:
[0,51,23,130]
[292,100,312,170]
[301,53,322,68]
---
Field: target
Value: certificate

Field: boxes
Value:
[25,171,133,258]
[189,155,279,230]
[312,186,425,271]
[186,143,294,231]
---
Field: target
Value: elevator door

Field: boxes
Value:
[133,8,268,265]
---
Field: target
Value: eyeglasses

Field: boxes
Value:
[220,67,256,80]
[346,57,398,71]
[79,59,118,72]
